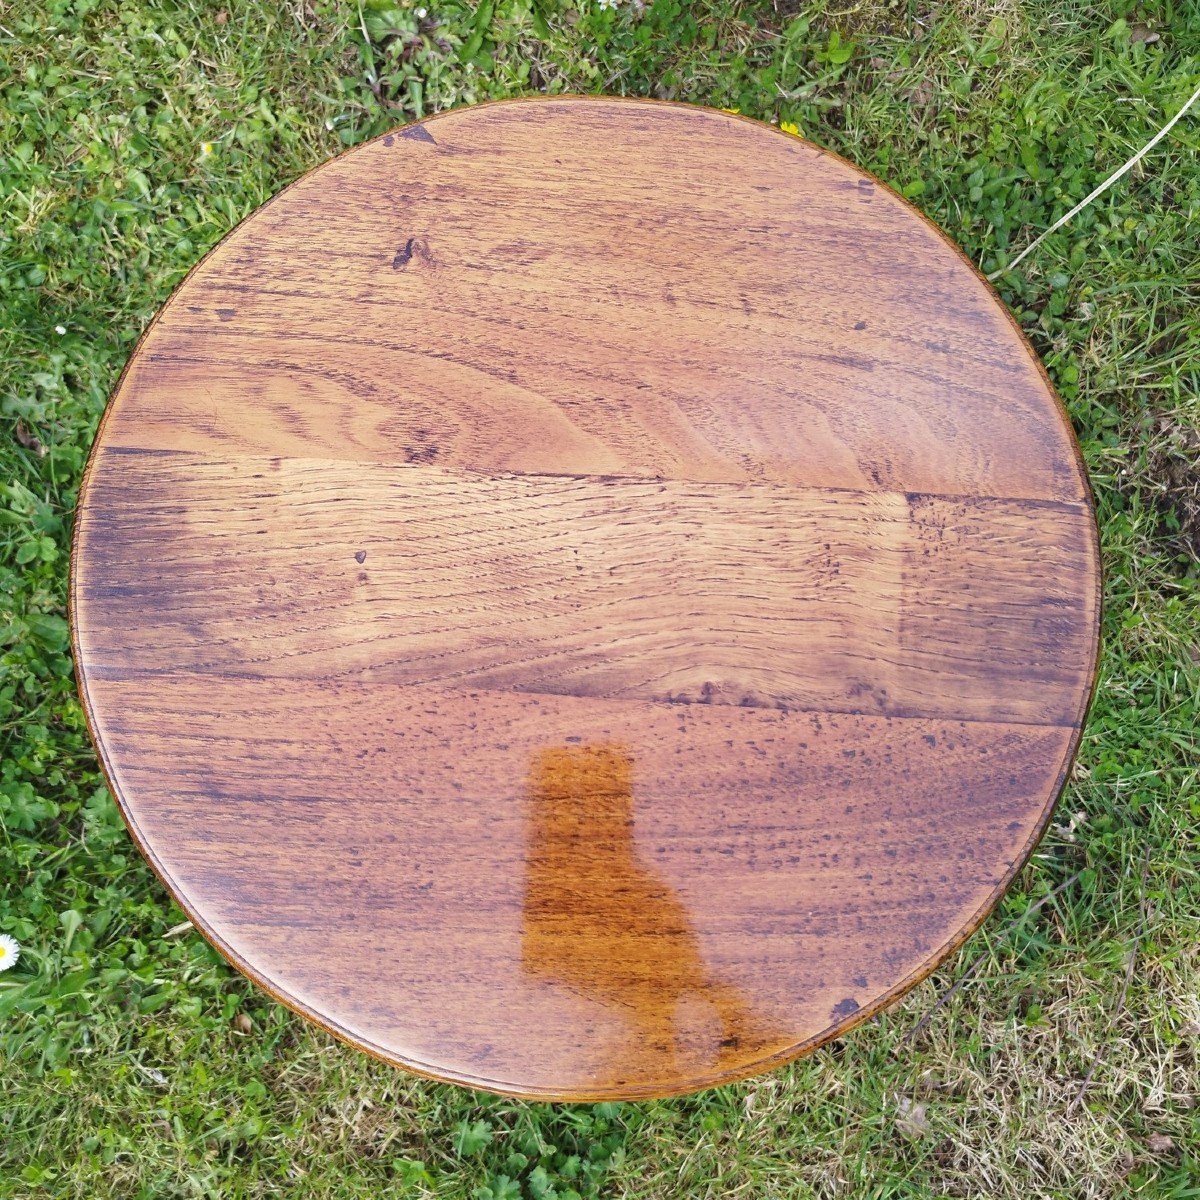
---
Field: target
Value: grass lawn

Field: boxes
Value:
[2,0,1198,1196]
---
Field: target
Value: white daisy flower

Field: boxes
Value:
[0,934,19,972]
[55,324,67,335]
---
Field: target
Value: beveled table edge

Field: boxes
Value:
[68,95,1104,1102]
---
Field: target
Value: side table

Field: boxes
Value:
[71,97,1100,1101]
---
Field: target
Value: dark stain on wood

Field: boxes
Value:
[69,96,1101,1103]
[392,238,416,269]
[400,124,437,144]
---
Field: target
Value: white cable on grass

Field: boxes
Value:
[989,78,1200,281]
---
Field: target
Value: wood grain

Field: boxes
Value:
[70,97,1101,1100]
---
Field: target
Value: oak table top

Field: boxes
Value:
[71,97,1101,1101]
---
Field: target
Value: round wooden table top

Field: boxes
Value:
[71,97,1100,1101]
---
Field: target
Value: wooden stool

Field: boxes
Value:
[71,98,1100,1101]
